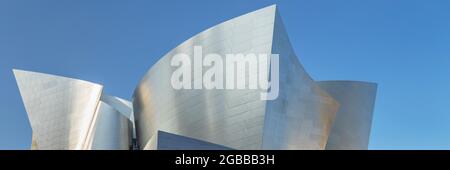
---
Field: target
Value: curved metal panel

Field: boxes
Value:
[100,95,133,120]
[260,11,339,150]
[100,94,136,143]
[133,5,277,149]
[13,6,377,150]
[89,101,131,150]
[13,69,103,150]
[133,5,340,150]
[317,81,377,150]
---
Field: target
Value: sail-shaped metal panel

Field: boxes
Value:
[13,69,103,149]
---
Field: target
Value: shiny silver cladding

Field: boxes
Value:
[14,69,133,150]
[14,5,377,150]
[133,5,343,150]
[133,5,277,150]
[317,81,377,150]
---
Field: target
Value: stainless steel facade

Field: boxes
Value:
[14,5,377,150]
[261,9,339,150]
[14,69,132,150]
[133,5,278,150]
[89,101,131,150]
[132,5,374,150]
[317,81,377,150]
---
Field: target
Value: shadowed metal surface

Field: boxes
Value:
[155,131,233,150]
[261,11,339,150]
[317,81,377,150]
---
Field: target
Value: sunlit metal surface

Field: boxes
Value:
[100,95,136,140]
[14,69,133,150]
[133,5,340,150]
[133,5,277,150]
[100,95,134,120]
[317,81,377,150]
[14,69,103,149]
[14,5,377,150]
[89,101,131,150]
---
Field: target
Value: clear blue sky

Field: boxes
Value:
[1,0,449,149]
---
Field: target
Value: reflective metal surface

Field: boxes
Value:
[155,131,232,150]
[14,69,133,150]
[89,101,131,150]
[317,81,377,150]
[134,5,277,150]
[14,69,103,149]
[14,5,377,150]
[133,5,342,150]
[261,11,339,150]
[100,95,134,120]
[100,95,136,139]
